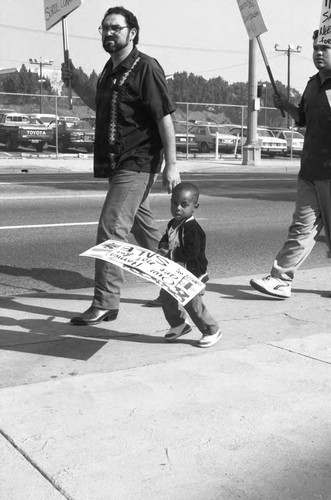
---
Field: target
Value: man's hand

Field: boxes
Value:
[273,93,287,109]
[61,59,75,87]
[162,162,181,193]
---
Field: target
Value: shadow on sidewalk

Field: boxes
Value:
[0,292,196,360]
[0,265,94,290]
[206,282,322,299]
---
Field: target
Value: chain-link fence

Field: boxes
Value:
[0,92,285,159]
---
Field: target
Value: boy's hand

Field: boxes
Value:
[158,248,169,257]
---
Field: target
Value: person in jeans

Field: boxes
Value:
[61,6,180,325]
[250,30,331,299]
[159,182,222,348]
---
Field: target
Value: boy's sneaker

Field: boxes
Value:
[197,329,222,348]
[250,275,291,298]
[165,322,192,341]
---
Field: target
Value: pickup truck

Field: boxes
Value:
[0,112,53,152]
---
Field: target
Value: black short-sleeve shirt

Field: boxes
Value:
[94,47,176,178]
[297,73,331,180]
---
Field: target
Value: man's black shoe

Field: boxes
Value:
[70,306,118,325]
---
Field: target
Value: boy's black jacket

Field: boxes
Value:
[159,217,208,279]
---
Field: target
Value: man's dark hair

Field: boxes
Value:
[313,29,318,40]
[102,6,139,45]
[173,181,200,204]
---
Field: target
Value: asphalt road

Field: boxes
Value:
[0,171,328,297]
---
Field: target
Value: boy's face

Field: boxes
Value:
[171,189,198,221]
[313,40,331,73]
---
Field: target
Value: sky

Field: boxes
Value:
[0,0,322,95]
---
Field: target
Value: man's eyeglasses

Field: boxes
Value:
[98,25,129,35]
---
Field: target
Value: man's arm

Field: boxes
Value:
[157,114,181,193]
[273,93,300,123]
[61,61,96,111]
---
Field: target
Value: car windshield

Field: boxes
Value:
[174,123,190,134]
[257,129,274,138]
[214,126,233,135]
[72,121,93,130]
[283,131,304,139]
[29,117,44,125]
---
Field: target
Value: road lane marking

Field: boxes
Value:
[0,218,207,230]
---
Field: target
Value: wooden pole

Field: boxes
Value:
[256,36,285,118]
[62,17,73,110]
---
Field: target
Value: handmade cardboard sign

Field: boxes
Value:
[317,0,331,46]
[236,0,267,40]
[44,0,81,31]
[81,240,205,306]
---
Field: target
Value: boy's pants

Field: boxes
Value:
[92,169,161,310]
[271,178,331,280]
[160,288,219,336]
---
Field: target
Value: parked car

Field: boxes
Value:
[81,116,96,129]
[174,122,199,153]
[274,130,304,155]
[59,116,80,122]
[228,125,287,157]
[48,119,95,153]
[29,113,58,126]
[0,111,53,152]
[188,123,237,153]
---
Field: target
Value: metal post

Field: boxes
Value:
[243,38,260,166]
[39,61,43,113]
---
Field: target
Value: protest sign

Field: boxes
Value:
[80,240,205,306]
[236,0,285,117]
[317,0,331,46]
[43,0,81,109]
[44,0,81,31]
[236,0,267,40]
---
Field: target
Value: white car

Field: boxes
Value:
[275,130,304,155]
[229,126,287,157]
[189,123,237,154]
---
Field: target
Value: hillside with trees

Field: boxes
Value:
[0,65,302,127]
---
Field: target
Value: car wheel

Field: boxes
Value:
[200,142,209,153]
[86,145,94,153]
[5,135,17,152]
[58,139,66,153]
[35,142,45,153]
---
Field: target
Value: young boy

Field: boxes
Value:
[158,181,221,348]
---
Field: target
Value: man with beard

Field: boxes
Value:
[250,30,331,299]
[62,6,180,325]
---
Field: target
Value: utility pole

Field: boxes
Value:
[274,44,302,128]
[243,38,260,166]
[29,58,54,113]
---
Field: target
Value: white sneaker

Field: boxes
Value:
[165,322,192,341]
[197,329,222,348]
[250,275,291,298]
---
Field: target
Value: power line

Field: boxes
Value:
[0,23,248,54]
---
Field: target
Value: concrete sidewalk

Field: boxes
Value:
[0,154,301,175]
[1,267,331,499]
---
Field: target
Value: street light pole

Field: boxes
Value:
[29,58,54,113]
[274,44,302,128]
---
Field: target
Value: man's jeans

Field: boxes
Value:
[272,178,331,280]
[92,169,161,310]
[160,288,219,336]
